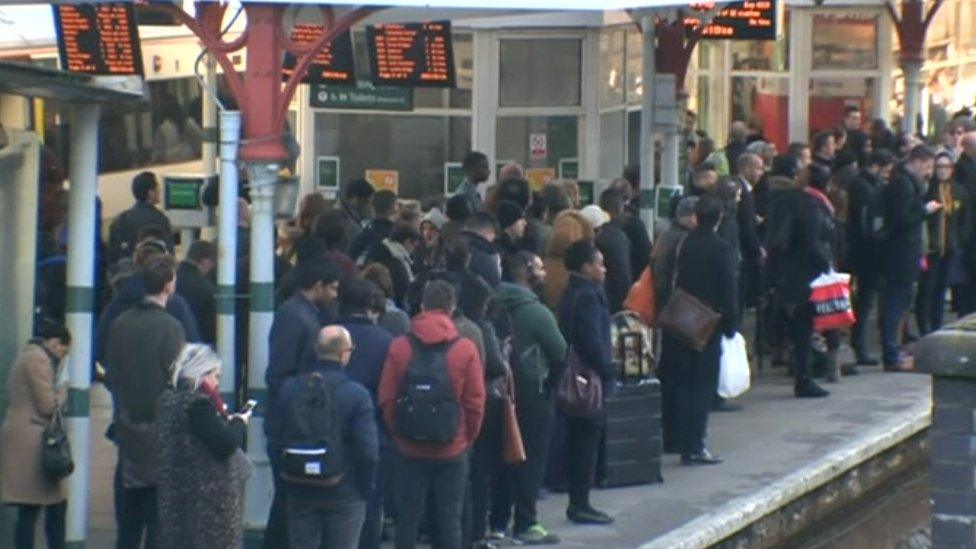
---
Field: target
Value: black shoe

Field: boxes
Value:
[794,379,830,398]
[713,399,743,412]
[841,364,860,376]
[566,506,614,525]
[681,449,723,465]
[855,353,879,366]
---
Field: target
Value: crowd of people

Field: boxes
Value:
[5,102,976,549]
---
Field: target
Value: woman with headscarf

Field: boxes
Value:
[156,344,253,549]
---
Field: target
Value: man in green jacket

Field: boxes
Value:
[490,251,567,545]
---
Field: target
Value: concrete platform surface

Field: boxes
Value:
[83,367,930,548]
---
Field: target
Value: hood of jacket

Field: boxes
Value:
[493,282,539,310]
[547,210,594,257]
[410,310,459,345]
[767,175,798,192]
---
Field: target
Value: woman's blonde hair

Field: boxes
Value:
[170,344,220,391]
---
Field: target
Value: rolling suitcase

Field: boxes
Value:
[598,331,664,488]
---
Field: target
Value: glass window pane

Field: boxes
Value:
[315,113,471,198]
[496,115,578,170]
[732,76,789,152]
[626,28,643,103]
[959,1,976,56]
[600,111,625,179]
[731,37,788,71]
[808,77,876,134]
[600,28,626,108]
[812,14,878,70]
[500,39,581,107]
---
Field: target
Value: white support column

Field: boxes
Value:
[216,111,241,404]
[64,103,100,549]
[788,8,812,143]
[202,55,218,176]
[581,28,602,180]
[243,161,278,538]
[902,59,924,135]
[639,15,657,231]
[472,30,499,180]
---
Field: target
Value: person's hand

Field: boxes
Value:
[926,200,943,214]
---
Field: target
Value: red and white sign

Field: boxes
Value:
[530,133,548,160]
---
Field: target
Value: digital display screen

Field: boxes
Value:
[53,3,144,75]
[282,27,355,85]
[366,21,456,88]
[687,1,776,41]
[164,177,202,211]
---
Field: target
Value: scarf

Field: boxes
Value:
[803,186,835,217]
[198,379,228,418]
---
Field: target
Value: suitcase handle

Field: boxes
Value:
[616,331,648,382]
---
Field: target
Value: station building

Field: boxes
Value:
[1,1,975,216]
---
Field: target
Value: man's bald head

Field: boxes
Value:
[315,325,353,365]
[737,153,765,185]
[963,133,976,157]
[498,163,524,182]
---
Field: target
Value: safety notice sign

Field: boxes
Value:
[530,133,547,160]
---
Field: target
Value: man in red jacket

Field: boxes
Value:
[378,280,485,549]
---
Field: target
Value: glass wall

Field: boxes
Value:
[499,38,581,107]
[314,113,471,198]
[812,13,878,70]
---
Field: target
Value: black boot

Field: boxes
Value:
[795,377,830,398]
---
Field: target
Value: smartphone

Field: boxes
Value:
[239,399,257,415]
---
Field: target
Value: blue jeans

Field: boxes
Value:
[880,280,915,366]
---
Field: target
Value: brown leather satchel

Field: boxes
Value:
[501,374,527,464]
[657,237,721,352]
[556,347,603,418]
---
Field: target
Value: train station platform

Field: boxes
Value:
[83,364,930,548]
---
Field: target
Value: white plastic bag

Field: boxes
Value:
[718,332,750,398]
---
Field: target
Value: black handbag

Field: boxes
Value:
[42,407,74,481]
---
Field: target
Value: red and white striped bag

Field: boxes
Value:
[810,271,856,332]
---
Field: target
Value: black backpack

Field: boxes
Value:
[280,372,346,487]
[395,335,461,444]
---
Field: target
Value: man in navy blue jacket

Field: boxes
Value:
[338,278,394,549]
[263,261,340,549]
[276,325,378,549]
[558,241,615,525]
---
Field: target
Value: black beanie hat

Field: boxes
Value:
[496,200,524,230]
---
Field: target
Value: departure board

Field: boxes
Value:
[53,3,144,75]
[366,21,456,88]
[687,1,777,41]
[283,27,355,85]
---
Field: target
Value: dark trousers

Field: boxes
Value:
[788,304,815,383]
[360,438,395,549]
[14,501,66,549]
[851,268,881,355]
[286,496,367,549]
[880,279,916,366]
[114,462,157,549]
[565,414,604,510]
[262,458,289,549]
[674,339,720,456]
[658,335,679,451]
[491,405,555,534]
[470,400,503,542]
[917,254,951,335]
[394,452,468,549]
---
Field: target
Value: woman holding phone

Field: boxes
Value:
[156,344,254,548]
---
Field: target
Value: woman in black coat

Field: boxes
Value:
[672,194,738,465]
[765,166,835,397]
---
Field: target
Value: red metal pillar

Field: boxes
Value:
[885,0,945,133]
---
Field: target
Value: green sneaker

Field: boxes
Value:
[515,524,560,545]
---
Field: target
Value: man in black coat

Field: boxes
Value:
[349,190,397,263]
[671,194,738,464]
[611,176,653,281]
[841,105,870,165]
[176,240,217,344]
[881,146,940,371]
[363,223,420,309]
[847,150,895,364]
[765,168,834,398]
[107,171,175,265]
[810,131,836,174]
[954,133,976,312]
[463,212,502,287]
[339,178,374,248]
[733,153,765,309]
[596,188,633,313]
